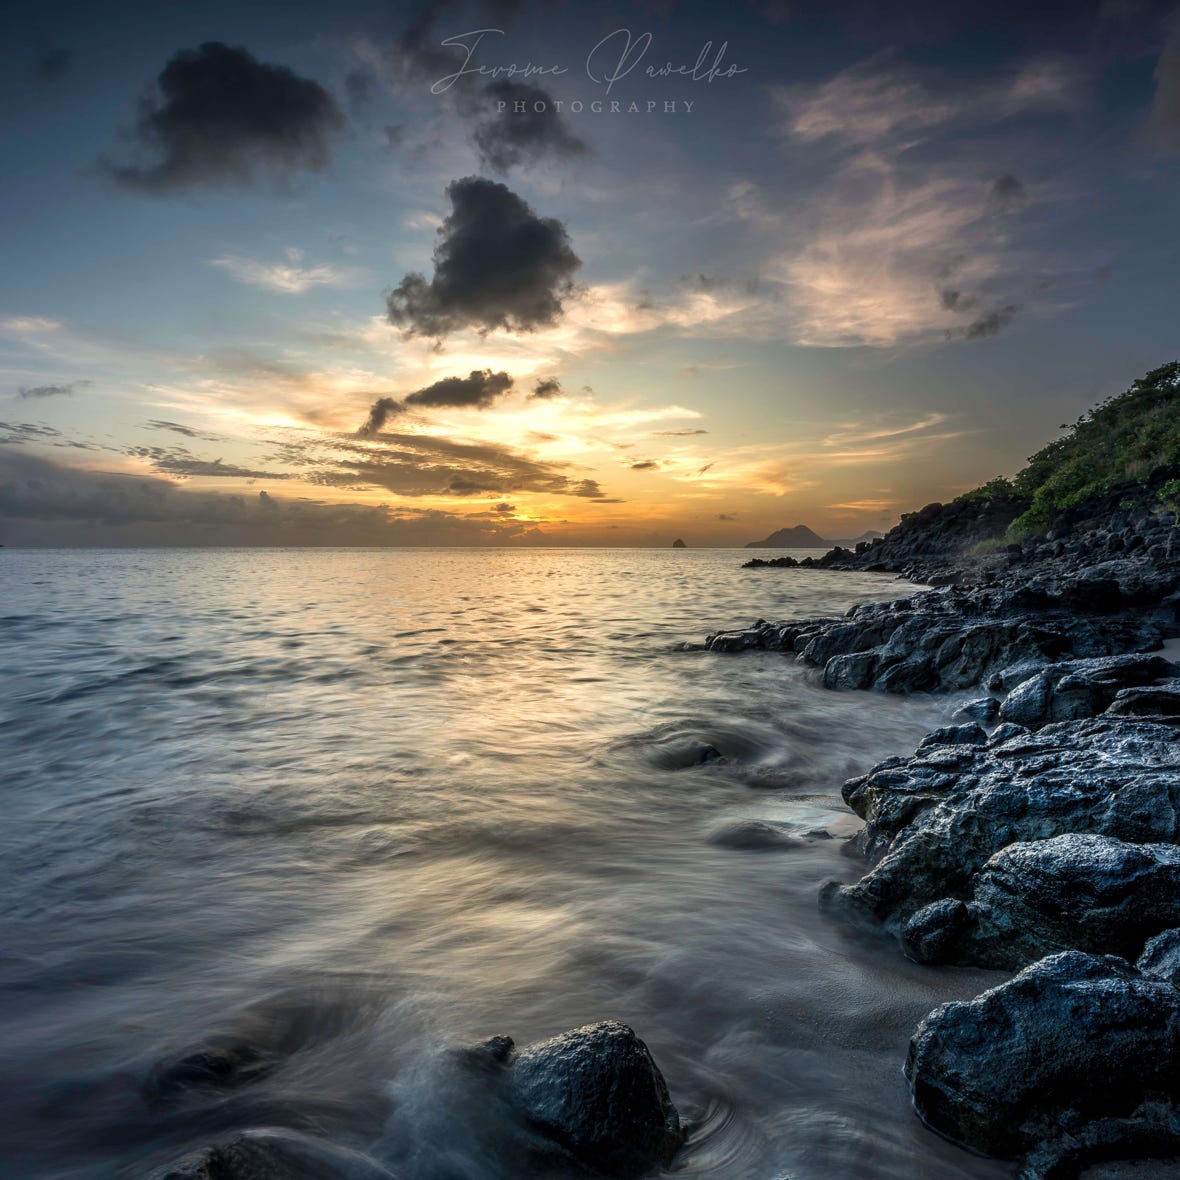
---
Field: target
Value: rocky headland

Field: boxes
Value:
[710,363,1180,1176]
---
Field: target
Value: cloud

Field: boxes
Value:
[531,376,563,398]
[289,428,609,502]
[0,449,543,546]
[776,54,1085,148]
[102,42,343,192]
[358,369,515,434]
[716,513,738,520]
[125,444,291,479]
[1147,20,1180,153]
[473,80,588,173]
[767,56,1089,346]
[385,177,581,339]
[210,250,360,294]
[630,459,659,470]
[950,302,1021,340]
[653,428,708,436]
[144,419,226,441]
[17,379,91,399]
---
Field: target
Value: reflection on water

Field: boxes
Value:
[0,549,1009,1179]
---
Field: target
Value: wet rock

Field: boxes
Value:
[998,654,1178,730]
[901,899,971,965]
[1108,682,1180,719]
[826,718,1180,930]
[917,723,989,749]
[905,952,1180,1163]
[707,820,805,851]
[1138,928,1180,987]
[145,1041,272,1103]
[951,696,1001,725]
[144,1128,396,1179]
[940,835,1180,969]
[510,1021,683,1178]
[1019,1102,1180,1180]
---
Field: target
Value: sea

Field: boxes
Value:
[0,548,1011,1180]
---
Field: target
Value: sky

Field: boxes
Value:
[1,0,1178,547]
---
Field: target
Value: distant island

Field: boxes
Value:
[671,538,687,549]
[745,525,884,549]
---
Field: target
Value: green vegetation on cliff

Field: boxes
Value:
[955,362,1180,539]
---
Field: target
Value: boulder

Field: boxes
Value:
[824,718,1180,930]
[904,835,1180,969]
[510,1021,683,1178]
[905,952,1180,1163]
[998,654,1178,730]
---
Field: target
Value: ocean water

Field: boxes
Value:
[0,548,1010,1180]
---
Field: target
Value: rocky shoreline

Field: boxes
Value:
[709,499,1180,1176]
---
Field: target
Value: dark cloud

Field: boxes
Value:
[531,376,563,399]
[716,513,738,520]
[0,450,542,546]
[406,368,513,410]
[358,397,404,437]
[473,81,588,173]
[0,421,63,445]
[384,123,406,150]
[950,303,1022,340]
[630,459,659,470]
[102,42,343,192]
[358,369,515,434]
[144,419,226,441]
[653,428,708,436]
[34,48,73,81]
[493,501,516,514]
[989,173,1028,211]
[295,429,607,501]
[385,177,581,338]
[17,379,90,399]
[125,443,291,480]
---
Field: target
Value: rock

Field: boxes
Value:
[904,952,1180,1163]
[1108,682,1180,718]
[707,820,805,851]
[510,1021,683,1178]
[1018,1102,1180,1180]
[998,654,1179,730]
[670,538,686,549]
[1139,928,1180,987]
[902,899,971,965]
[825,718,1180,931]
[951,835,1180,969]
[145,1041,271,1103]
[917,723,989,749]
[144,1129,397,1179]
[951,696,1001,725]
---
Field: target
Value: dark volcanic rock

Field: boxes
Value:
[1138,928,1180,987]
[824,718,1180,932]
[904,952,1180,1163]
[998,654,1178,730]
[1109,682,1180,719]
[908,834,1180,969]
[510,1021,683,1178]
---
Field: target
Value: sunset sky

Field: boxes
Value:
[2,0,1178,546]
